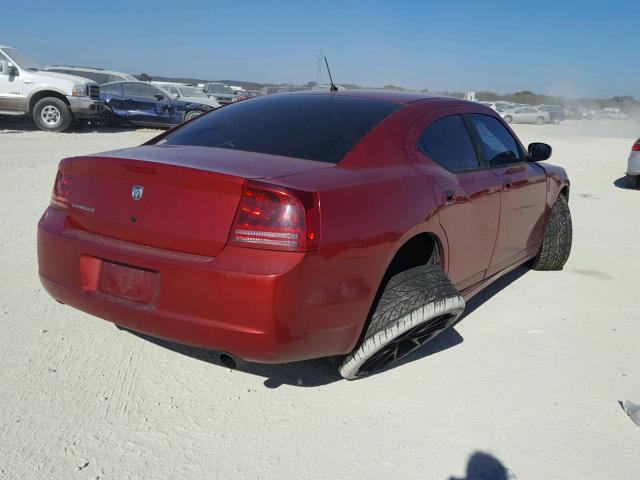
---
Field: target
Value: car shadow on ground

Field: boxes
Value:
[0,117,159,134]
[613,175,640,190]
[124,265,529,389]
[449,451,516,480]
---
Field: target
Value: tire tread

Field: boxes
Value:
[530,195,572,270]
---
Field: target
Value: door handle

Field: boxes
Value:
[502,178,513,190]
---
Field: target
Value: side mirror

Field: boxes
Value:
[154,94,164,101]
[528,142,552,162]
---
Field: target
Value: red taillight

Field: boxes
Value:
[230,181,320,252]
[50,162,72,209]
[632,139,640,151]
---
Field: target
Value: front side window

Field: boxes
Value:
[468,114,523,166]
[125,82,161,98]
[2,48,42,70]
[417,115,480,172]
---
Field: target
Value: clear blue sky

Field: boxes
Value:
[4,0,638,98]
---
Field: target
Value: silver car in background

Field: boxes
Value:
[627,138,640,187]
[500,107,550,125]
[155,83,221,108]
[203,82,237,104]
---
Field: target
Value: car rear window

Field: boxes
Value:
[158,95,402,164]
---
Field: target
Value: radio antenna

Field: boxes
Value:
[324,56,338,92]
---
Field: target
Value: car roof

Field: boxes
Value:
[280,89,470,106]
[46,65,126,75]
[102,80,145,85]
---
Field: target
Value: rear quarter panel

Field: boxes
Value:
[271,101,451,350]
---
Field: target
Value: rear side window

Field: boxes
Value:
[56,70,107,84]
[468,114,523,166]
[82,72,109,84]
[417,115,480,172]
[159,95,402,164]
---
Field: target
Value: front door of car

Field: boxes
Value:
[408,111,502,291]
[0,51,24,111]
[466,114,547,276]
[512,108,528,123]
[524,108,539,123]
[123,82,171,125]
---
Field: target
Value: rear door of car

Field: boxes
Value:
[466,113,547,276]
[407,108,502,291]
[513,108,529,123]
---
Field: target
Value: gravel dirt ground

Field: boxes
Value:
[1,119,639,480]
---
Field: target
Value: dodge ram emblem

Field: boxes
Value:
[131,185,144,201]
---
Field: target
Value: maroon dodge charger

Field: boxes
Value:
[38,91,572,379]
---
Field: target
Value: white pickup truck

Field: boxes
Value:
[0,46,103,132]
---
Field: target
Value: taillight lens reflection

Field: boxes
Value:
[632,139,640,152]
[51,171,71,209]
[230,181,319,252]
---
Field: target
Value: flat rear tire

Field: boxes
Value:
[338,264,465,380]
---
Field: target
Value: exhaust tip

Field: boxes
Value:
[219,352,237,369]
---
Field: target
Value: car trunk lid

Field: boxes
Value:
[66,145,331,257]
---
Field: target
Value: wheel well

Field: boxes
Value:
[385,233,441,280]
[559,185,570,202]
[28,91,70,114]
[349,233,443,352]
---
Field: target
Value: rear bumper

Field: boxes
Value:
[38,208,374,363]
[627,153,640,176]
[66,96,103,119]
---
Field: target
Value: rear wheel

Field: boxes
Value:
[552,116,561,125]
[530,195,572,270]
[338,264,465,380]
[536,116,545,125]
[504,115,512,123]
[32,97,72,132]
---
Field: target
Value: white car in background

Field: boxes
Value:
[45,65,138,84]
[155,82,221,108]
[500,107,550,125]
[0,45,102,131]
[627,138,640,187]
